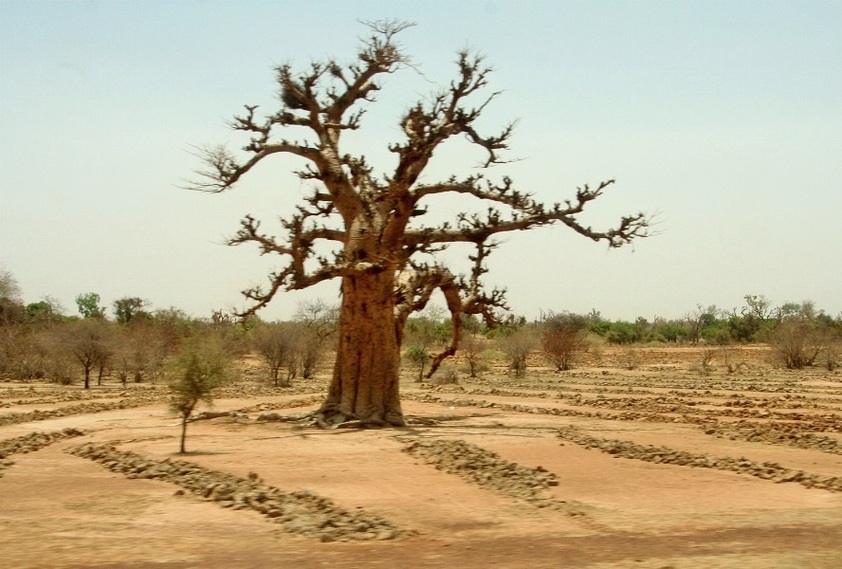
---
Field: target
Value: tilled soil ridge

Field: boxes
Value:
[557,425,842,492]
[0,428,85,476]
[67,441,402,542]
[401,437,559,503]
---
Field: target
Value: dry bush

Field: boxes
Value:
[458,333,490,377]
[293,300,338,379]
[47,353,76,385]
[251,322,298,387]
[540,311,590,371]
[690,349,715,375]
[620,347,641,370]
[718,346,748,374]
[296,324,330,379]
[0,326,50,380]
[499,327,538,378]
[430,365,459,385]
[822,339,841,371]
[403,344,431,382]
[766,317,832,369]
[57,319,116,388]
[25,325,77,384]
[585,334,606,366]
[113,323,167,386]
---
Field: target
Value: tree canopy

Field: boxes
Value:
[187,20,651,426]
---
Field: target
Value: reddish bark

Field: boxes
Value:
[319,270,404,426]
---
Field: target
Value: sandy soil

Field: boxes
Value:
[1,345,841,568]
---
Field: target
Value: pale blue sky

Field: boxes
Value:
[1,0,840,321]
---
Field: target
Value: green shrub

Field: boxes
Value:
[403,345,431,382]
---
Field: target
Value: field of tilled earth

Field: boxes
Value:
[1,345,841,569]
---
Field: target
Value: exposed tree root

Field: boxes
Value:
[254,408,404,429]
[310,407,405,429]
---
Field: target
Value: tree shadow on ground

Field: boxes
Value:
[169,450,232,457]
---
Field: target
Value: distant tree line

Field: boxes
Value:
[400,294,841,376]
[0,268,339,390]
[1,267,840,390]
[583,294,840,356]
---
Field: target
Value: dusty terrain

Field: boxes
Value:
[1,345,841,568]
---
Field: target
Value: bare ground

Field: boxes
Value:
[2,345,841,568]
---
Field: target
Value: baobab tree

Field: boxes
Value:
[188,21,650,427]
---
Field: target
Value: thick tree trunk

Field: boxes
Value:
[318,269,404,427]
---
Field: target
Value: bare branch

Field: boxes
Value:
[387,50,513,192]
[227,214,346,318]
[405,179,651,248]
[394,240,509,379]
[182,142,322,194]
[187,21,652,348]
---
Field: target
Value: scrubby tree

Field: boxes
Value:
[168,340,232,453]
[603,321,640,345]
[295,326,325,379]
[25,297,65,324]
[743,294,776,321]
[499,326,538,378]
[458,330,488,378]
[0,268,24,325]
[403,344,431,381]
[540,311,589,371]
[651,317,685,343]
[767,318,821,369]
[2,325,50,380]
[404,306,450,350]
[251,321,298,387]
[293,299,338,379]
[697,308,732,345]
[402,306,450,381]
[61,318,114,388]
[113,321,167,385]
[822,333,841,371]
[722,294,772,342]
[684,304,718,345]
[205,310,251,357]
[151,307,194,356]
[766,301,836,369]
[113,297,151,324]
[0,268,21,300]
[294,299,338,336]
[75,292,107,320]
[0,270,27,377]
[187,21,650,426]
